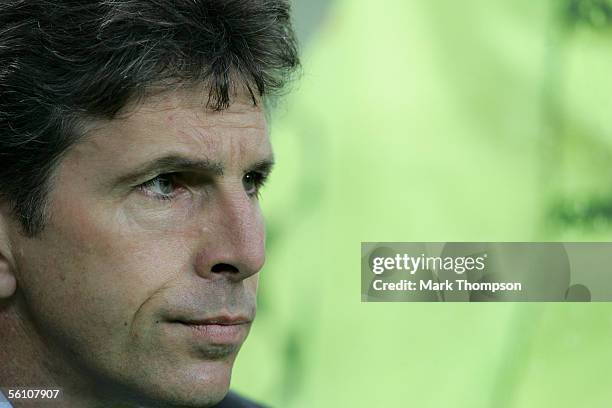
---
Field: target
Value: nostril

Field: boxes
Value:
[211,263,239,274]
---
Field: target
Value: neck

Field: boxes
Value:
[0,297,119,408]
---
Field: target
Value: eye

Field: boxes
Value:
[139,174,180,201]
[242,171,267,196]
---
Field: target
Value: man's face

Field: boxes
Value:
[8,90,271,406]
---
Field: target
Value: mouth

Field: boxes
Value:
[170,315,253,347]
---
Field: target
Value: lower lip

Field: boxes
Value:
[180,323,249,344]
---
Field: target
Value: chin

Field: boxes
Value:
[121,359,235,408]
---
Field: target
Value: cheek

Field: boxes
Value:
[246,274,259,298]
[122,195,200,235]
[14,203,190,356]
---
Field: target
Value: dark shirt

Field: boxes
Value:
[212,391,266,408]
[0,390,264,408]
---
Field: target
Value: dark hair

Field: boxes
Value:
[0,0,300,236]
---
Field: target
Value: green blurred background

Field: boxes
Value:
[232,1,612,406]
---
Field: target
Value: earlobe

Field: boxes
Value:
[0,266,16,298]
[0,207,17,299]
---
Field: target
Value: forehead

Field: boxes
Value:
[72,90,271,171]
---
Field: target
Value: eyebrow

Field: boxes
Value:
[112,154,275,187]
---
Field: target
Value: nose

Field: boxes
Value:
[193,187,265,282]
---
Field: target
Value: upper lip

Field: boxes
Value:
[175,315,252,326]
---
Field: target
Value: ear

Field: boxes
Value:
[0,204,17,299]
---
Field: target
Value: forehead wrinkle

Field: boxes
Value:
[175,120,268,158]
[176,112,267,133]
[62,93,270,185]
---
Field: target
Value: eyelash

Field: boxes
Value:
[137,171,269,202]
